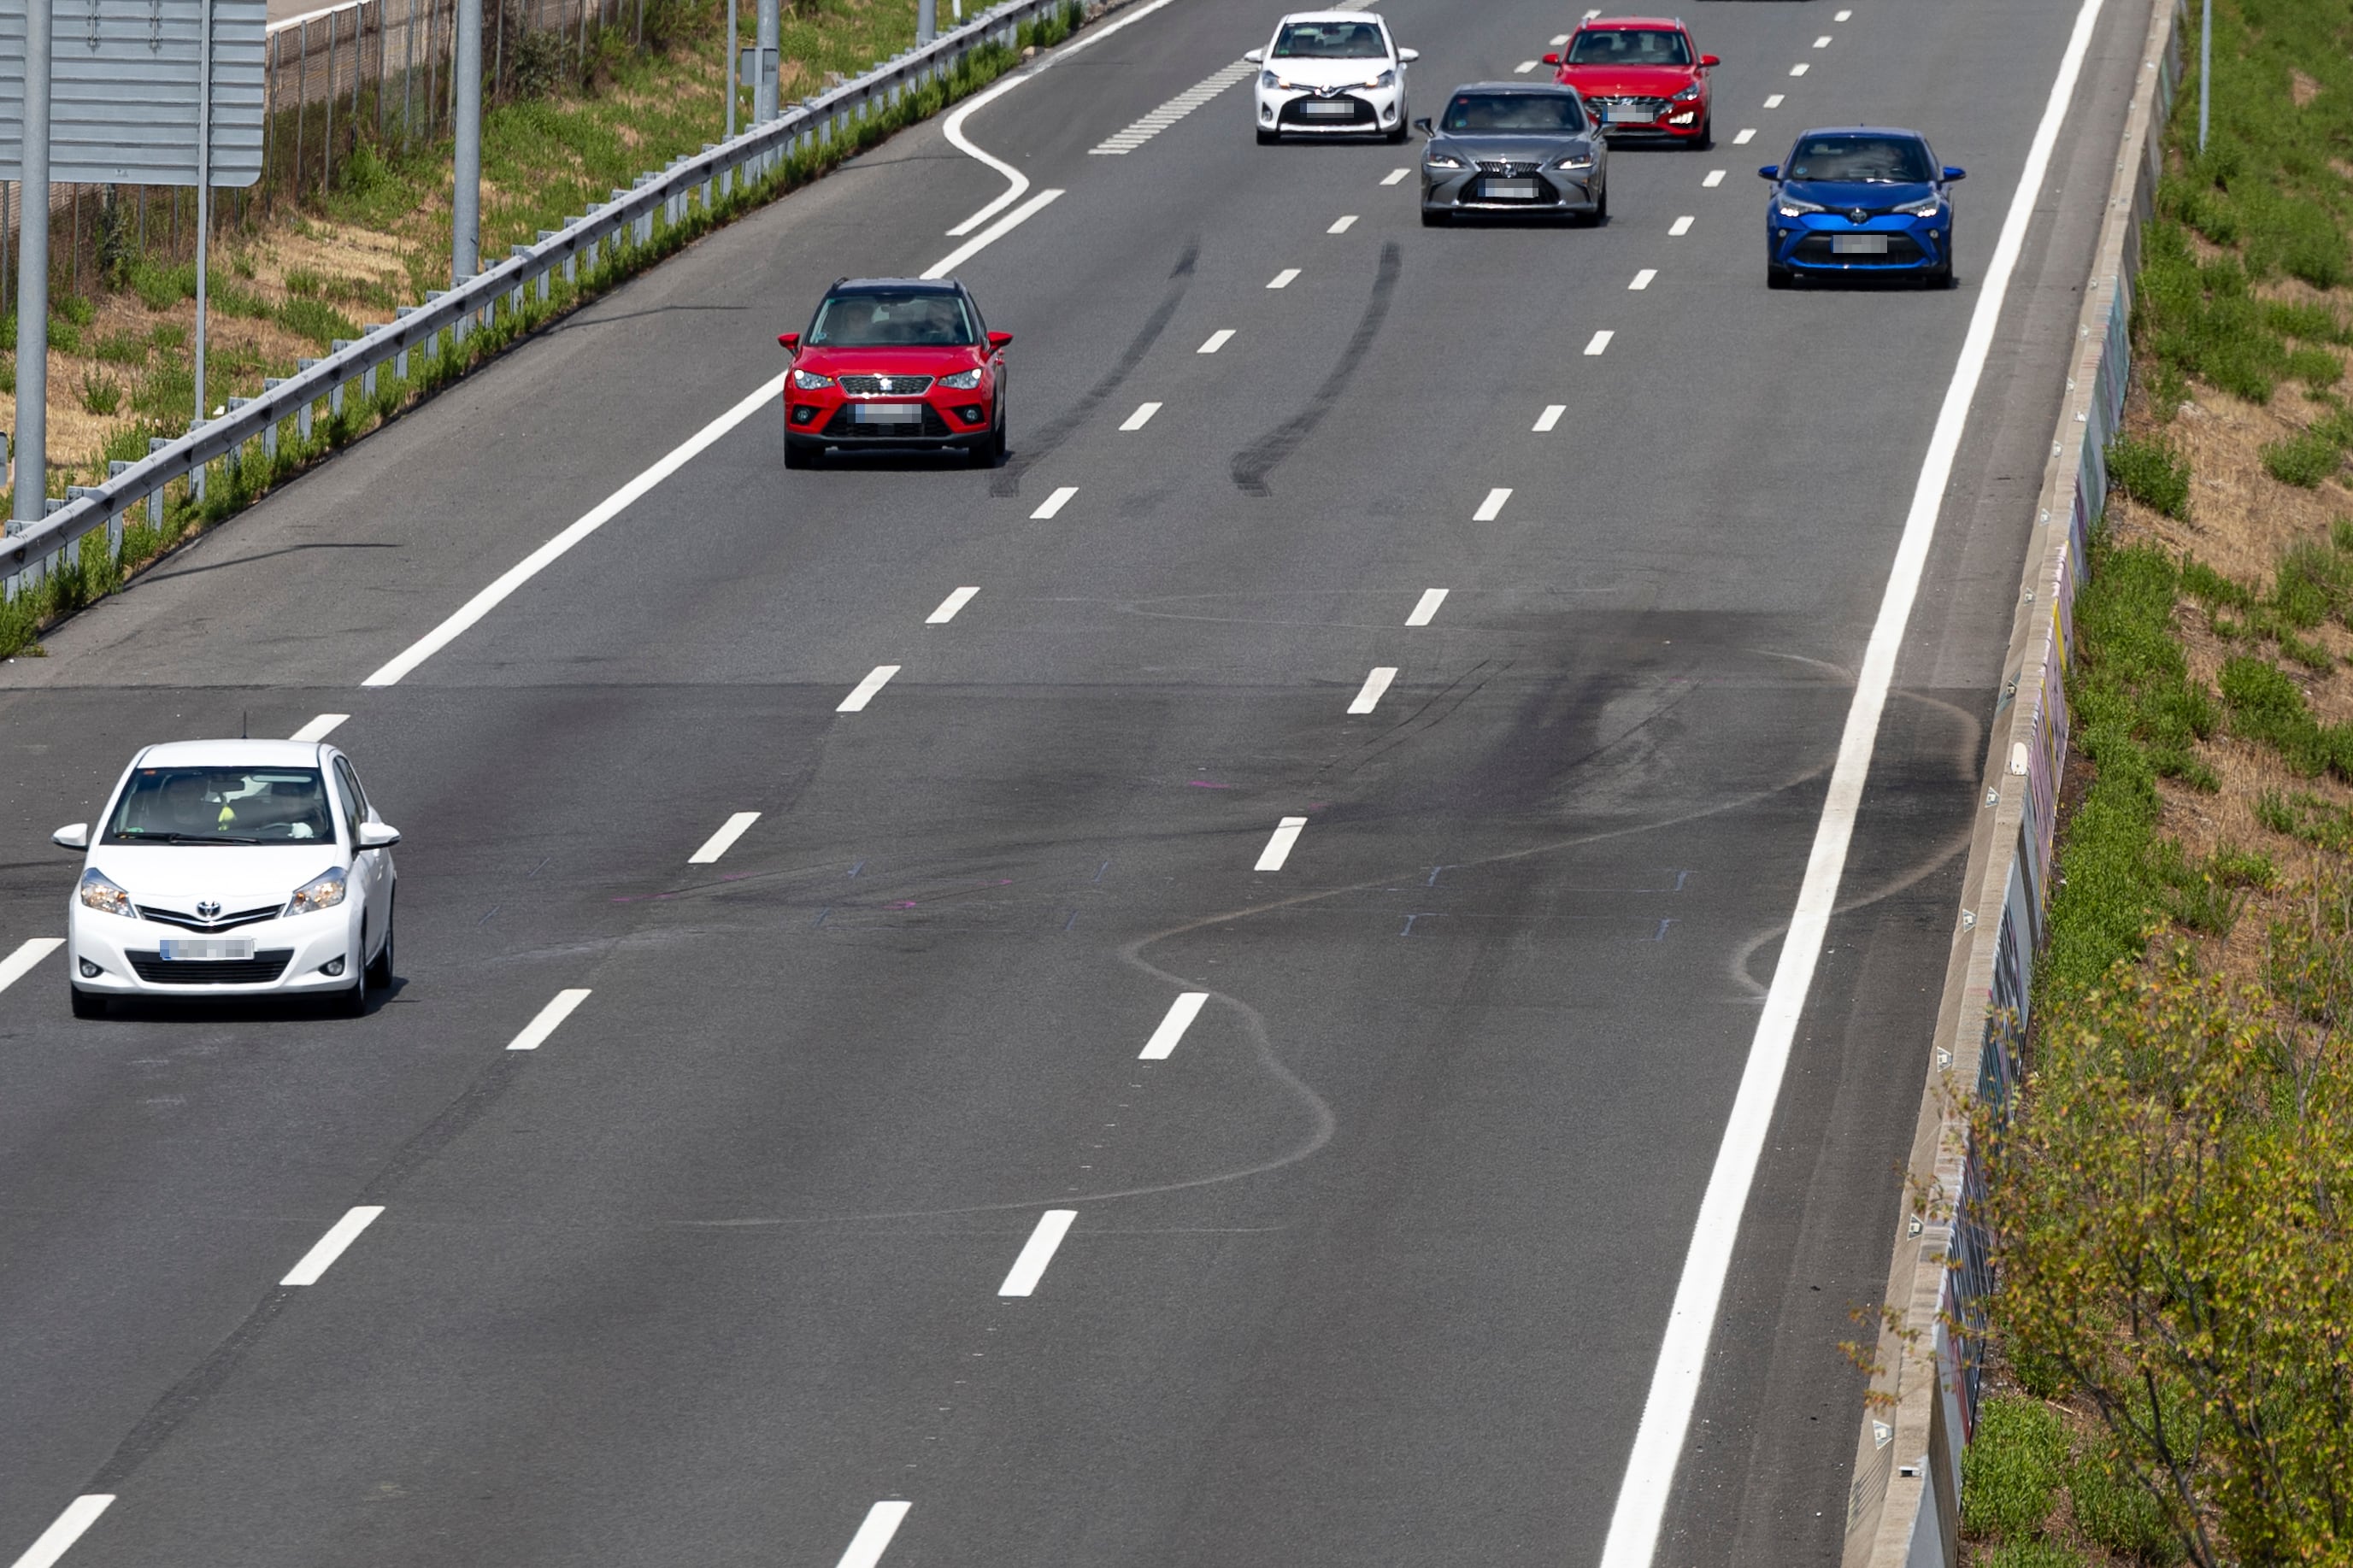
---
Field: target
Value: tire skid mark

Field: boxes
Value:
[1230,243,1401,496]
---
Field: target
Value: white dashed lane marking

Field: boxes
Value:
[1327,214,1358,233]
[1790,62,1809,75]
[833,1502,912,1568]
[0,938,65,998]
[1089,58,1256,155]
[1407,589,1448,625]
[1630,268,1656,290]
[999,1211,1078,1295]
[1140,993,1209,1060]
[1763,93,1784,109]
[1733,128,1756,144]
[1814,33,1832,45]
[1535,403,1566,432]
[1031,487,1079,520]
[1670,214,1693,235]
[1585,330,1614,355]
[290,713,349,742]
[281,1207,384,1287]
[9,1496,115,1568]
[838,666,903,711]
[1197,328,1235,353]
[507,989,592,1051]
[1120,402,1161,432]
[1381,167,1409,185]
[1515,59,1538,73]
[1348,668,1399,714]
[1255,817,1309,872]
[1268,268,1300,289]
[1474,487,1512,521]
[688,813,761,865]
[926,586,979,623]
[1703,168,1726,186]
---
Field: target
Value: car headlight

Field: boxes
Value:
[791,368,835,391]
[1554,151,1595,170]
[79,868,136,917]
[938,368,983,390]
[1672,80,1703,101]
[1893,193,1945,216]
[1366,68,1395,88]
[1776,196,1827,216]
[1425,152,1466,170]
[285,868,349,917]
[1261,70,1284,90]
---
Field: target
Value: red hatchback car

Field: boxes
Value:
[1544,17,1717,149]
[779,277,1009,468]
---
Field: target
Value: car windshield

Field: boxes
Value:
[1444,92,1585,133]
[1271,20,1387,57]
[1785,134,1935,183]
[1565,27,1691,65]
[103,766,335,845]
[807,291,977,347]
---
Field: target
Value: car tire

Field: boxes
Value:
[1695,116,1713,151]
[1256,128,1279,145]
[784,438,815,470]
[338,922,370,1016]
[1768,264,1795,290]
[366,901,395,989]
[1929,262,1958,290]
[1421,208,1448,226]
[69,984,106,1019]
[1385,120,1408,144]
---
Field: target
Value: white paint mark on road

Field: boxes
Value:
[1327,214,1358,233]
[1031,486,1079,520]
[999,1210,1077,1295]
[1835,8,1852,18]
[1197,329,1235,354]
[838,666,902,713]
[1550,31,1570,44]
[1534,403,1567,432]
[1140,992,1209,1060]
[1406,588,1448,625]
[1515,59,1538,72]
[1267,268,1300,289]
[1732,128,1756,144]
[1473,487,1513,521]
[290,713,349,743]
[280,1206,384,1287]
[8,1496,115,1568]
[0,938,65,998]
[1670,214,1694,235]
[1584,329,1614,355]
[1813,33,1832,45]
[1762,93,1784,109]
[924,188,1065,279]
[926,586,980,624]
[507,989,592,1051]
[1347,667,1398,714]
[1255,816,1309,872]
[1788,62,1809,75]
[1703,168,1725,186]
[1381,167,1409,185]
[689,813,761,865]
[1087,58,1256,155]
[1597,0,2112,1558]
[833,1501,912,1568]
[1630,268,1656,291]
[1120,402,1162,432]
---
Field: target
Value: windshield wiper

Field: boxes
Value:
[111,830,263,844]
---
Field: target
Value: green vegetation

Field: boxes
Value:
[1964,1396,2070,1542]
[2106,431,2192,518]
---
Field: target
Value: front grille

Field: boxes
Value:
[1793,233,1926,267]
[1591,95,1666,120]
[1279,94,1374,127]
[1476,159,1544,176]
[838,374,934,396]
[821,405,954,438]
[128,949,296,984]
[141,902,284,934]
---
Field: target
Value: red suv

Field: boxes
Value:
[1544,17,1716,149]
[779,277,1009,468]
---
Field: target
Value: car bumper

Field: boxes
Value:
[1256,84,1403,135]
[1423,167,1600,214]
[1768,211,1950,273]
[68,902,360,995]
[1592,103,1706,141]
[784,389,996,450]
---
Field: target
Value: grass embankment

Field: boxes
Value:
[0,0,1083,658]
[1962,0,2353,1563]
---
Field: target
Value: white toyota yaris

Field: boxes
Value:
[1248,10,1418,144]
[55,740,400,1018]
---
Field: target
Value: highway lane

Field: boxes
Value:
[0,0,2150,1559]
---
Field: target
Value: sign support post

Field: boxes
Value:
[194,0,213,439]
[10,0,50,530]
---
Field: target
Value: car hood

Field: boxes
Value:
[1262,56,1396,88]
[91,844,344,911]
[1554,63,1697,95]
[792,344,987,375]
[1779,178,1938,212]
[1431,132,1597,161]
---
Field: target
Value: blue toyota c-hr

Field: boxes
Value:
[1761,127,1964,289]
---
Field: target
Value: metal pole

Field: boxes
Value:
[403,0,416,148]
[195,0,215,431]
[755,0,777,121]
[326,9,338,196]
[296,18,308,190]
[724,0,737,139]
[452,0,482,281]
[12,0,50,528]
[2198,0,2211,154]
[2,180,10,326]
[917,0,934,45]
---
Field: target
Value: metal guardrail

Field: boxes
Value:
[1841,0,2185,1562]
[1,0,1071,593]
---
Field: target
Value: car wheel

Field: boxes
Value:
[338,921,370,1016]
[1596,180,1608,222]
[1768,264,1795,290]
[69,984,106,1019]
[366,901,395,989]
[1421,208,1448,226]
[1385,120,1408,144]
[1256,127,1279,145]
[1695,115,1713,151]
[1929,262,1958,290]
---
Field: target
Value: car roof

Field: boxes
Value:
[1275,10,1387,23]
[1579,15,1686,29]
[827,277,963,293]
[1792,126,1931,139]
[1446,80,1582,93]
[134,740,328,767]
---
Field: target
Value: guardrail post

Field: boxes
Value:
[259,384,286,460]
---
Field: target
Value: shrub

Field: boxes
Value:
[77,373,121,416]
[55,293,95,328]
[2068,1450,2180,1561]
[1964,1395,2068,1541]
[283,267,325,298]
[45,313,83,356]
[2109,431,2193,517]
[275,297,358,350]
[2181,555,2255,609]
[2264,429,2344,487]
[1981,1541,2087,1568]
[2286,344,2344,390]
[126,258,197,311]
[2220,655,2331,772]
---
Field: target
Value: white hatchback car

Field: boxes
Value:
[55,740,400,1018]
[1248,10,1417,144]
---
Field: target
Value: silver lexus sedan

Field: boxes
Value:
[1416,84,1609,226]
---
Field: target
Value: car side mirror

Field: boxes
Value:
[1413,116,1433,136]
[1700,53,1720,67]
[777,332,799,351]
[1243,47,1262,63]
[357,822,401,849]
[1397,47,1418,62]
[52,823,89,849]
[1757,164,1779,179]
[1541,52,1559,65]
[987,331,1013,351]
[1942,166,1967,181]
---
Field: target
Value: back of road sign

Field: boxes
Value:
[0,0,266,186]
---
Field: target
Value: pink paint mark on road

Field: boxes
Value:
[1186,779,1231,789]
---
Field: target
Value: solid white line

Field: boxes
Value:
[1703,168,1725,186]
[290,713,349,743]
[1762,93,1784,109]
[688,813,761,865]
[923,187,1064,279]
[1031,486,1079,520]
[834,1501,912,1568]
[1406,588,1447,625]
[1197,329,1235,354]
[998,1210,1077,1295]
[1139,992,1209,1060]
[0,938,65,997]
[1515,59,1538,73]
[363,376,785,686]
[1534,403,1567,432]
[1327,214,1358,233]
[1254,816,1308,872]
[838,666,902,712]
[1347,667,1397,714]
[1669,214,1693,235]
[1584,330,1614,355]
[1121,402,1162,432]
[1382,167,1409,185]
[1732,128,1756,144]
[940,0,1189,234]
[9,1496,115,1568]
[507,989,592,1051]
[1789,62,1809,75]
[1268,268,1300,289]
[926,585,980,623]
[1814,33,1832,45]
[1473,487,1512,521]
[1596,0,2109,1558]
[1630,268,1656,291]
[280,1206,384,1287]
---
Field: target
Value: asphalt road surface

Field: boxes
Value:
[0,0,2148,1560]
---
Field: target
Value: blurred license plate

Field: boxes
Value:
[1832,233,1890,255]
[1605,104,1650,123]
[1300,99,1353,116]
[1484,180,1539,199]
[853,402,924,425]
[159,938,253,960]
